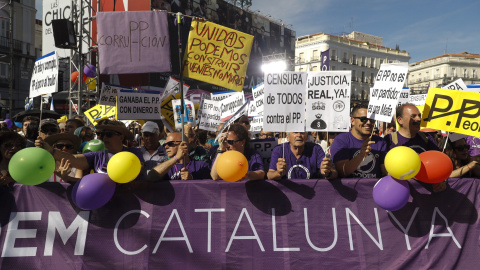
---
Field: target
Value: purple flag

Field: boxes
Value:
[321,49,330,71]
[97,11,171,74]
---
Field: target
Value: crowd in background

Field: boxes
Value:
[1,102,479,191]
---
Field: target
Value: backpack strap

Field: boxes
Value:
[391,131,398,145]
[417,131,429,144]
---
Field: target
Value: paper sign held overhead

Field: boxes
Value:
[117,90,162,120]
[220,92,245,121]
[198,99,220,132]
[30,51,59,98]
[172,99,196,130]
[249,83,264,117]
[99,83,131,106]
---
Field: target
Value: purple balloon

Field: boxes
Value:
[72,173,116,210]
[5,119,12,128]
[373,176,410,211]
[83,64,97,77]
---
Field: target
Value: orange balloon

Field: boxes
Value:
[216,150,249,182]
[70,71,79,82]
[415,151,453,183]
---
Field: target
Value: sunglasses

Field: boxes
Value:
[454,145,470,151]
[95,131,122,138]
[54,144,75,150]
[163,141,182,147]
[2,142,23,149]
[41,127,59,133]
[227,139,242,145]
[353,116,375,123]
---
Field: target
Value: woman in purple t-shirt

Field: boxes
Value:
[211,123,265,181]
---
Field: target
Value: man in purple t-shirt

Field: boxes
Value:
[267,132,337,180]
[384,103,440,154]
[151,132,210,180]
[466,136,480,157]
[330,104,387,178]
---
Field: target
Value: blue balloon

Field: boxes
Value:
[14,121,22,128]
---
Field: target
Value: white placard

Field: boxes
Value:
[263,72,307,132]
[211,90,237,101]
[249,83,264,116]
[99,83,130,106]
[198,99,221,132]
[29,51,59,98]
[220,92,245,121]
[160,77,190,102]
[306,71,351,132]
[367,63,409,122]
[408,94,427,106]
[215,101,249,141]
[172,99,196,130]
[442,78,469,91]
[250,116,263,133]
[397,88,410,107]
[117,90,162,120]
[196,93,211,122]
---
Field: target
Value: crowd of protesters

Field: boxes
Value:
[0,102,479,191]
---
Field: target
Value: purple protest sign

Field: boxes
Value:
[97,11,171,74]
[321,49,330,71]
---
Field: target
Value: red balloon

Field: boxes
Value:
[82,74,87,82]
[415,151,453,183]
[70,71,79,82]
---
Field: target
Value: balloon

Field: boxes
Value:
[72,173,116,210]
[4,119,12,128]
[70,71,79,82]
[14,121,22,128]
[82,74,87,82]
[216,150,249,182]
[384,146,421,180]
[373,176,410,211]
[82,139,105,153]
[86,77,96,90]
[107,152,141,183]
[415,151,453,184]
[84,64,97,77]
[80,141,88,152]
[8,148,55,185]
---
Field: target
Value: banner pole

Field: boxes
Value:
[176,12,187,166]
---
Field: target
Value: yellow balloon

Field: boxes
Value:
[216,150,249,182]
[384,146,421,180]
[86,77,97,90]
[107,152,141,183]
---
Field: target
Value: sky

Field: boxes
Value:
[35,0,480,63]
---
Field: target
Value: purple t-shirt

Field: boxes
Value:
[212,148,265,172]
[83,147,145,175]
[165,160,211,180]
[466,136,480,157]
[384,132,439,154]
[330,132,386,178]
[269,142,325,179]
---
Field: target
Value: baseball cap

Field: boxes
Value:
[142,121,159,134]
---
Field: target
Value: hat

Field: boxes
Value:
[74,126,91,137]
[95,120,133,140]
[142,121,159,134]
[66,118,85,128]
[40,118,59,128]
[44,133,82,152]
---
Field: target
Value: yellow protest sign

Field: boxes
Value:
[182,20,253,92]
[161,93,181,129]
[421,88,480,136]
[85,105,103,125]
[103,105,117,119]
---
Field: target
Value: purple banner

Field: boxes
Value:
[0,178,478,269]
[321,49,330,71]
[97,11,171,74]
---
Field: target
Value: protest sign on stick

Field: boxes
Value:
[367,63,409,122]
[215,101,249,141]
[421,88,480,137]
[117,90,162,120]
[30,51,59,98]
[211,90,237,101]
[263,72,307,132]
[220,92,245,121]
[99,83,131,106]
[249,83,264,117]
[198,99,221,132]
[306,71,351,132]
[172,99,196,130]
[443,78,468,91]
[408,94,427,106]
[183,20,253,91]
[250,116,263,133]
[160,77,190,102]
[97,11,171,74]
[397,88,410,107]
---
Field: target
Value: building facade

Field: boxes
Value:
[408,52,480,93]
[0,0,37,118]
[295,31,410,102]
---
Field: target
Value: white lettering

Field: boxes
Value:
[44,211,90,256]
[153,209,193,253]
[425,207,461,249]
[226,208,264,252]
[346,208,383,250]
[195,208,225,253]
[272,208,300,251]
[114,210,150,255]
[2,212,42,257]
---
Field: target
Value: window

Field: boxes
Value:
[473,70,477,78]
[425,71,429,80]
[370,73,375,83]
[352,54,357,65]
[312,50,318,60]
[464,69,468,78]
[436,69,440,78]
[371,57,375,68]
[343,52,348,63]
[451,68,456,77]
[361,71,365,82]
[299,52,304,62]
[361,56,366,66]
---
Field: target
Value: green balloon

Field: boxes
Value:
[82,139,106,153]
[8,148,55,185]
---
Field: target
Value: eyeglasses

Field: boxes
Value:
[353,116,375,123]
[95,131,122,138]
[41,127,59,133]
[454,145,470,151]
[163,141,182,147]
[2,142,23,149]
[54,144,75,150]
[226,139,242,145]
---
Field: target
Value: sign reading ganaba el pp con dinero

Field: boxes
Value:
[183,20,253,92]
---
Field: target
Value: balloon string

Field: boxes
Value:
[38,95,44,135]
[443,132,449,153]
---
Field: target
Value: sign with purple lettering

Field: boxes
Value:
[97,11,171,74]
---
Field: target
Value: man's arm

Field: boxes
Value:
[35,137,90,170]
[336,139,375,178]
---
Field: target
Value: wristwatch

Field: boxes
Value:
[217,149,226,153]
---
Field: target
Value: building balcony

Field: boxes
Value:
[330,56,337,61]
[0,36,23,53]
